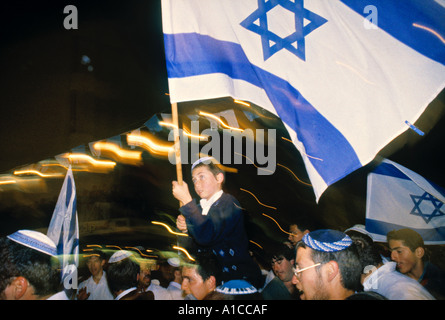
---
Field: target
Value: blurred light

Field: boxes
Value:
[127,132,173,156]
[276,163,312,187]
[0,179,17,185]
[413,23,445,44]
[13,169,64,178]
[262,213,292,236]
[281,137,323,162]
[199,111,244,132]
[173,245,195,261]
[233,99,251,107]
[92,141,143,165]
[65,153,116,171]
[159,121,208,140]
[249,240,263,249]
[152,221,188,237]
[124,246,153,258]
[240,188,277,210]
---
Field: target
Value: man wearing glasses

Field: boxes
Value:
[292,229,386,300]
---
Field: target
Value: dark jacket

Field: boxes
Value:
[179,192,263,289]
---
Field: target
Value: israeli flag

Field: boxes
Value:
[161,0,445,201]
[366,159,445,245]
[47,166,79,290]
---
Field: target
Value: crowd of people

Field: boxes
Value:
[0,224,444,300]
[0,157,444,300]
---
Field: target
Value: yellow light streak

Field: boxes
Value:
[199,111,244,132]
[0,179,17,185]
[106,245,123,250]
[152,221,189,237]
[262,213,292,236]
[234,152,274,175]
[233,99,251,107]
[413,23,445,44]
[127,133,173,155]
[277,163,312,187]
[13,169,64,178]
[240,188,277,210]
[159,121,208,140]
[249,240,263,249]
[173,245,195,261]
[92,141,142,164]
[124,246,153,258]
[66,153,117,169]
[281,137,324,162]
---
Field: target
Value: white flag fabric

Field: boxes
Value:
[161,0,445,201]
[47,166,79,285]
[366,159,445,245]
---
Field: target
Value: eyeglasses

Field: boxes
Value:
[293,263,321,278]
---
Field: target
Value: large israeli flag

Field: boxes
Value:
[161,0,445,201]
[47,166,79,289]
[366,159,445,245]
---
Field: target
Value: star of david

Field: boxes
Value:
[240,0,327,61]
[410,192,445,224]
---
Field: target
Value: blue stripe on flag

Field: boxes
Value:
[366,218,445,242]
[164,33,362,185]
[341,0,445,65]
[372,162,410,180]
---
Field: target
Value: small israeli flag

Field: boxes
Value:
[47,166,79,290]
[366,159,445,244]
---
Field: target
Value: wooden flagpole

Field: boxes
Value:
[171,102,183,205]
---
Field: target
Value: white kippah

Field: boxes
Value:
[191,156,216,171]
[109,250,133,263]
[7,230,58,257]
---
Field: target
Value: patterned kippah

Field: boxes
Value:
[216,280,258,295]
[7,229,58,257]
[302,229,352,252]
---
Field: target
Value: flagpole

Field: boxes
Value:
[171,102,183,189]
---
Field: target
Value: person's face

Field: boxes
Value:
[288,225,306,246]
[181,266,214,300]
[192,166,223,200]
[139,268,152,288]
[86,256,105,278]
[272,257,295,282]
[292,247,328,300]
[388,239,418,274]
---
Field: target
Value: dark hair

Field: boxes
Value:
[187,252,222,286]
[296,240,362,292]
[0,237,60,297]
[193,161,225,181]
[387,228,424,252]
[347,231,382,272]
[272,243,295,262]
[106,256,140,293]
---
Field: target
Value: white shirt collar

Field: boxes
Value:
[200,190,223,215]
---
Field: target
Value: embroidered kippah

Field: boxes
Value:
[109,250,133,263]
[7,229,58,257]
[302,229,352,252]
[216,280,258,295]
[191,156,216,171]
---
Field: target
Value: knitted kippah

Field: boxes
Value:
[7,230,58,257]
[216,280,258,295]
[302,229,352,252]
